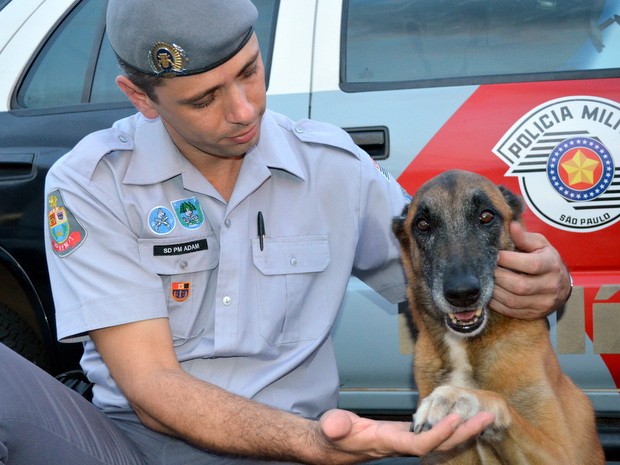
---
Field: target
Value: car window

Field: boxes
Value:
[17,0,109,109]
[16,0,279,110]
[253,0,279,81]
[90,30,124,104]
[342,0,620,90]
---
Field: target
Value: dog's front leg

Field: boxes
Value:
[413,385,573,465]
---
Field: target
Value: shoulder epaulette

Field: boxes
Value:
[61,126,135,180]
[292,119,361,160]
[268,111,362,160]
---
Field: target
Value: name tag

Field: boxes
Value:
[153,238,208,256]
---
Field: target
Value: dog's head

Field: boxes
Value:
[393,170,523,338]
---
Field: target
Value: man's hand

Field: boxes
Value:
[491,222,571,319]
[317,409,495,463]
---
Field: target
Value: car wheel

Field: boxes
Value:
[0,302,51,371]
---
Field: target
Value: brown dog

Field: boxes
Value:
[392,170,604,464]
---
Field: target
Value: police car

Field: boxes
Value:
[1,0,620,456]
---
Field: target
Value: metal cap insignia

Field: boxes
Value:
[149,42,188,76]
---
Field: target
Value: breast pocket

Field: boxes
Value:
[252,235,331,345]
[138,234,219,345]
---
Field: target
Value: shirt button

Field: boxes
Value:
[222,296,232,306]
[290,257,298,266]
[224,218,232,228]
[179,260,188,270]
[118,135,128,143]
[295,126,304,134]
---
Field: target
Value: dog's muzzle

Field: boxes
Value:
[443,274,488,335]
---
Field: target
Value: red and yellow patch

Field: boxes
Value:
[171,282,191,302]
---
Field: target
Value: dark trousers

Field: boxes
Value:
[0,342,145,464]
[0,343,305,464]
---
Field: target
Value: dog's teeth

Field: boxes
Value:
[451,311,477,322]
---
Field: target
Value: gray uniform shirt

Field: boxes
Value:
[44,110,408,419]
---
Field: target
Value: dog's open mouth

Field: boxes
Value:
[445,308,485,334]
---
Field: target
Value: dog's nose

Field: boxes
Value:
[444,275,481,307]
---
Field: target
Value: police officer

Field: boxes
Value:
[0,0,571,463]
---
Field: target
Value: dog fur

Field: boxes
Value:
[392,170,604,465]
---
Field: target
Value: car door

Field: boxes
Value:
[311,0,620,415]
[264,0,315,120]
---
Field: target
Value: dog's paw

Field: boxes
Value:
[412,385,511,440]
[413,385,482,433]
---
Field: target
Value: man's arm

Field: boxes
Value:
[491,222,571,319]
[90,318,494,463]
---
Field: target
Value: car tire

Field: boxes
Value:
[0,302,51,371]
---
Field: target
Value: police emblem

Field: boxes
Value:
[171,197,205,230]
[493,96,620,232]
[149,42,188,76]
[547,137,614,201]
[148,206,176,235]
[171,282,191,302]
[47,190,87,257]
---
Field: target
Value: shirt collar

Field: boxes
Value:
[122,115,183,185]
[250,110,306,182]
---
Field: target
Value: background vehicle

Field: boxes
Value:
[1,0,620,456]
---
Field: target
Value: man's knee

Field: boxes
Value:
[0,344,144,464]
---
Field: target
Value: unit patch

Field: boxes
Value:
[171,282,191,302]
[493,96,620,232]
[171,197,205,230]
[148,206,176,235]
[47,190,87,257]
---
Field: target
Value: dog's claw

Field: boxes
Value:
[412,414,431,434]
[413,422,431,434]
[412,413,421,433]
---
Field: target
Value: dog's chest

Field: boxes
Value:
[443,335,476,388]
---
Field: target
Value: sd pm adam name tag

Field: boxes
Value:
[153,238,208,256]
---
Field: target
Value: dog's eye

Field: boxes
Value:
[416,219,430,232]
[479,210,495,224]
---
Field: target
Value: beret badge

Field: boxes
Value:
[149,42,188,76]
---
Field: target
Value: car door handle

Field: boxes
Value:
[0,153,35,180]
[345,126,389,160]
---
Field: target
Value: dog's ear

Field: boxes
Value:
[498,185,524,221]
[392,204,410,243]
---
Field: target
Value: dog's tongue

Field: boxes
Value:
[454,311,477,321]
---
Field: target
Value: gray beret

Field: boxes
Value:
[106,0,258,77]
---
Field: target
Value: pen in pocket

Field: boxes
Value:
[257,211,265,251]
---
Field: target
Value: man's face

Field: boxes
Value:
[146,34,267,163]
